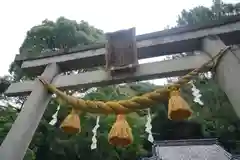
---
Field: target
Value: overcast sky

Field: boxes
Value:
[0,0,238,80]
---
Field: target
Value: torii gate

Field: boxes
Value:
[1,16,240,160]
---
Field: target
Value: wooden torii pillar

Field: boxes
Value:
[202,36,240,117]
[1,16,240,160]
[0,63,60,160]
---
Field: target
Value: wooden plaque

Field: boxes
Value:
[105,28,138,75]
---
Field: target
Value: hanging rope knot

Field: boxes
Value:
[168,88,192,121]
[108,114,133,147]
[169,90,180,96]
[116,114,125,121]
[60,108,81,134]
[168,85,179,92]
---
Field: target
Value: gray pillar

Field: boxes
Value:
[202,36,240,118]
[0,63,60,160]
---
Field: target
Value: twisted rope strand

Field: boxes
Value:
[39,47,230,114]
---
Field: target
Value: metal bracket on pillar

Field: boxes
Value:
[0,63,61,160]
[105,28,139,77]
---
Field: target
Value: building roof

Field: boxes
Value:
[143,139,233,160]
[141,157,157,160]
[231,155,240,160]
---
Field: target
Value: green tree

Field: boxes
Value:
[20,17,104,55]
[10,17,105,80]
[177,1,240,26]
[0,76,12,95]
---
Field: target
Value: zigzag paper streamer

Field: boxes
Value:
[190,81,204,106]
[145,108,154,143]
[49,105,60,125]
[91,116,100,150]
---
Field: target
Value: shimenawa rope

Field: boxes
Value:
[38,47,231,114]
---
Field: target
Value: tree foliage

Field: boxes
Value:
[177,1,240,26]
[9,17,105,80]
[20,17,104,55]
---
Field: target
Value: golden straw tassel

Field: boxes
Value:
[168,88,192,121]
[60,108,81,134]
[108,114,133,147]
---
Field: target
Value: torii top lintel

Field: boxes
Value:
[13,15,240,76]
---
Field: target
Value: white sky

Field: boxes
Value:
[0,0,238,79]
